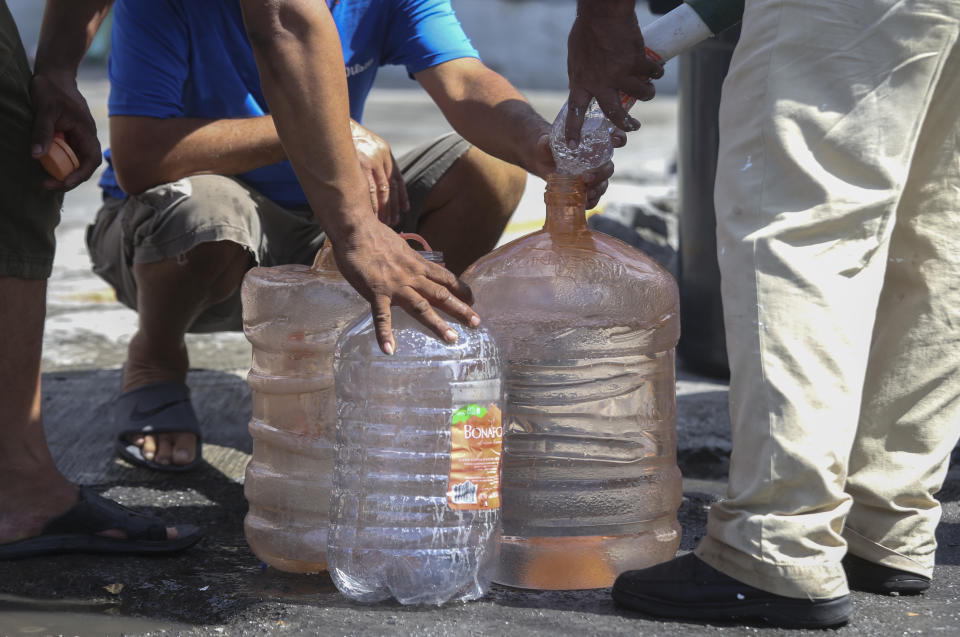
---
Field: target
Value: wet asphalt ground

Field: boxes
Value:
[0,66,957,637]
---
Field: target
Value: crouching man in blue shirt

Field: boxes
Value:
[87,0,623,472]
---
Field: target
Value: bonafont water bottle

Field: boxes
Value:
[328,240,504,605]
[241,243,367,572]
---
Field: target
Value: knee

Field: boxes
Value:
[463,148,527,216]
[190,241,252,307]
[133,240,251,308]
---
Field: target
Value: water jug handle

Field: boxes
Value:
[311,240,338,272]
[399,232,434,252]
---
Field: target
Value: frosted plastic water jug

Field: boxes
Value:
[328,249,504,605]
[462,174,682,590]
[241,244,367,572]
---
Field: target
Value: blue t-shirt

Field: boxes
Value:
[99,0,479,207]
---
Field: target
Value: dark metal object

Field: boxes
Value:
[676,26,740,379]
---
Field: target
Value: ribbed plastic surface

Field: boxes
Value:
[462,175,683,589]
[329,308,503,605]
[240,252,367,573]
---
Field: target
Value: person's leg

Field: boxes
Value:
[0,3,184,549]
[0,277,186,547]
[397,134,526,275]
[0,3,74,542]
[843,35,960,590]
[697,0,960,600]
[613,0,959,624]
[0,278,78,543]
[121,240,252,465]
[87,175,271,468]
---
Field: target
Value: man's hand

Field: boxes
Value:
[333,218,479,355]
[531,129,625,209]
[351,121,409,227]
[30,72,101,190]
[241,0,479,355]
[30,0,113,191]
[566,0,663,145]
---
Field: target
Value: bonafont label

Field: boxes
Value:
[447,403,503,510]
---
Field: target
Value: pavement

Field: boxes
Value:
[1,65,958,637]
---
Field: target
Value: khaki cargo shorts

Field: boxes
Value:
[0,3,64,280]
[86,133,471,332]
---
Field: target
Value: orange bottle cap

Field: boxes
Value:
[40,136,80,181]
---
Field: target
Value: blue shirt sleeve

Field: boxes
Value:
[108,0,189,118]
[383,0,480,75]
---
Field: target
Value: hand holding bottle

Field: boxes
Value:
[30,71,102,190]
[564,0,662,144]
[558,0,745,174]
[534,129,624,208]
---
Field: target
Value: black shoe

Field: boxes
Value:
[612,553,851,629]
[842,553,931,595]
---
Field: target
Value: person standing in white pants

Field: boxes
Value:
[566,0,960,628]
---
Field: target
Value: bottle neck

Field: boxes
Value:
[543,173,588,234]
[419,251,445,266]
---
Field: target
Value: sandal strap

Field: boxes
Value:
[114,381,202,439]
[43,488,168,542]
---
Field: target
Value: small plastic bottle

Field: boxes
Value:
[328,245,504,605]
[551,0,744,173]
[462,174,682,590]
[241,243,367,573]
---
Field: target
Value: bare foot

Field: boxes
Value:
[0,471,179,545]
[120,333,197,468]
[127,431,198,467]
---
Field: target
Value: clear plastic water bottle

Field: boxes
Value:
[328,248,504,605]
[549,97,631,176]
[550,0,745,175]
[241,244,367,573]
[462,174,682,590]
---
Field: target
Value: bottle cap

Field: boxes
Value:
[39,134,80,182]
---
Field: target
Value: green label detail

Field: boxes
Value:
[452,403,488,425]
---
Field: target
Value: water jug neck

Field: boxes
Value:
[543,173,588,234]
[419,251,446,265]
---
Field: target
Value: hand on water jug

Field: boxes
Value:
[330,219,478,356]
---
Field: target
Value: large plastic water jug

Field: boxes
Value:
[328,249,504,605]
[241,244,367,572]
[462,174,682,590]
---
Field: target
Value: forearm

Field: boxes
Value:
[457,96,549,177]
[577,0,637,17]
[418,60,550,177]
[240,0,370,235]
[109,115,286,194]
[34,0,113,76]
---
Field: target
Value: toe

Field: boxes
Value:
[155,435,173,465]
[142,435,157,461]
[172,433,197,466]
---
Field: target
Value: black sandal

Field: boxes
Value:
[114,381,204,472]
[0,487,203,559]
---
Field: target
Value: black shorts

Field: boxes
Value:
[0,2,64,280]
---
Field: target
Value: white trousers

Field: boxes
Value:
[695,0,960,599]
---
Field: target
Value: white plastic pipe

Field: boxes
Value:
[642,2,714,64]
